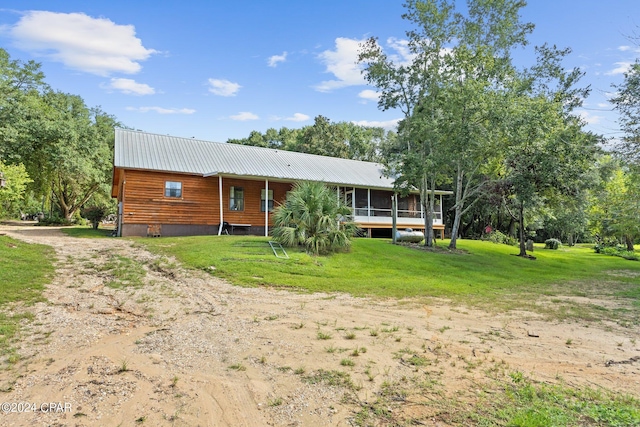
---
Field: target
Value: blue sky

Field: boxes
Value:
[1,1,639,143]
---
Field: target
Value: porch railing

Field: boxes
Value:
[353,207,442,223]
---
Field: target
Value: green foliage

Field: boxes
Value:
[358,0,538,249]
[611,60,640,161]
[272,181,360,255]
[589,158,640,250]
[0,161,32,218]
[81,205,108,229]
[0,48,120,221]
[594,243,639,261]
[227,116,390,162]
[544,238,562,250]
[34,214,76,226]
[486,230,518,246]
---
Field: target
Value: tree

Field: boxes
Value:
[272,181,360,255]
[359,0,534,248]
[611,61,640,161]
[226,117,388,162]
[0,48,48,164]
[34,93,118,220]
[589,158,640,251]
[0,49,120,221]
[359,0,458,246]
[298,115,350,158]
[441,0,534,249]
[498,88,597,257]
[0,161,32,218]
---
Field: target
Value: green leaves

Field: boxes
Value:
[611,61,640,161]
[0,48,120,220]
[272,181,359,255]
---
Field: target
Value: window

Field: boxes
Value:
[261,189,274,212]
[165,181,182,198]
[230,186,244,211]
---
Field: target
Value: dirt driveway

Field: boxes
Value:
[0,224,638,426]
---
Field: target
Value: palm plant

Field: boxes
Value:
[272,181,360,255]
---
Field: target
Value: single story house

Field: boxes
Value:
[111,129,451,237]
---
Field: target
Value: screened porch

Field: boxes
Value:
[338,187,443,228]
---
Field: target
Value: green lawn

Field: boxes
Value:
[139,236,640,320]
[61,225,114,238]
[0,235,55,364]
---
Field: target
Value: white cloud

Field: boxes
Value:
[268,51,287,67]
[230,111,259,121]
[208,78,241,96]
[578,110,602,125]
[285,113,309,122]
[351,118,401,130]
[618,45,632,51]
[105,78,155,95]
[126,106,195,114]
[314,37,366,92]
[606,61,632,75]
[597,102,610,108]
[8,11,156,76]
[358,89,380,102]
[386,37,416,66]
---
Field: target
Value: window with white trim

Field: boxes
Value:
[230,186,244,211]
[164,181,182,198]
[261,189,274,212]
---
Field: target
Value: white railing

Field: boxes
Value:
[353,207,442,225]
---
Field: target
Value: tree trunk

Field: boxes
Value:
[421,175,434,247]
[449,163,464,249]
[625,235,634,252]
[392,194,397,244]
[518,200,527,257]
[423,197,433,247]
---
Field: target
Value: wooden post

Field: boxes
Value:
[218,176,224,235]
[265,179,269,237]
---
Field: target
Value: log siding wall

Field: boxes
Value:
[122,170,219,226]
[117,169,294,236]
[115,168,438,237]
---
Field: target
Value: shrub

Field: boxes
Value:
[81,205,108,229]
[544,238,562,250]
[593,239,638,261]
[35,214,75,226]
[486,230,518,246]
[272,181,360,255]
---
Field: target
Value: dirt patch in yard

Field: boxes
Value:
[0,224,638,426]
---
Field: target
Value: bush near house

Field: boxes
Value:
[272,181,360,255]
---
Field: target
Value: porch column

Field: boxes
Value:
[218,175,224,235]
[265,179,269,237]
[367,188,371,219]
[351,187,355,211]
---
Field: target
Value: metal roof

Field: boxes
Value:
[114,129,450,193]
